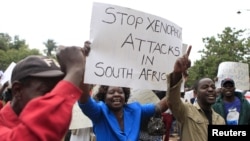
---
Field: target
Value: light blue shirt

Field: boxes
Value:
[78,98,155,141]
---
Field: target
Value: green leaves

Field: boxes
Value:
[186,27,250,87]
[0,33,41,71]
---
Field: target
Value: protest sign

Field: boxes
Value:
[69,102,92,129]
[128,89,160,104]
[0,62,16,85]
[84,2,182,91]
[217,61,249,90]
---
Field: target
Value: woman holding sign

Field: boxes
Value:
[78,42,194,140]
[79,85,168,141]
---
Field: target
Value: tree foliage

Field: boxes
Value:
[0,33,41,71]
[187,27,250,87]
[0,33,11,51]
[43,39,57,57]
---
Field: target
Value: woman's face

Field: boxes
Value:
[104,86,125,111]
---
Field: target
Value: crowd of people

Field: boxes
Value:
[0,41,250,141]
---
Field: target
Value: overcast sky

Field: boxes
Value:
[0,0,249,63]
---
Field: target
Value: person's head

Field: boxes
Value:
[193,78,216,109]
[180,92,185,98]
[10,55,64,115]
[215,87,221,97]
[3,88,12,102]
[94,85,130,111]
[220,78,235,98]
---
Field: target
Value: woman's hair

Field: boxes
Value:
[94,85,131,103]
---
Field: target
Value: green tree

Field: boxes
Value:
[0,33,11,51]
[43,39,57,57]
[0,33,41,71]
[187,27,250,87]
[0,47,40,71]
[10,35,29,49]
